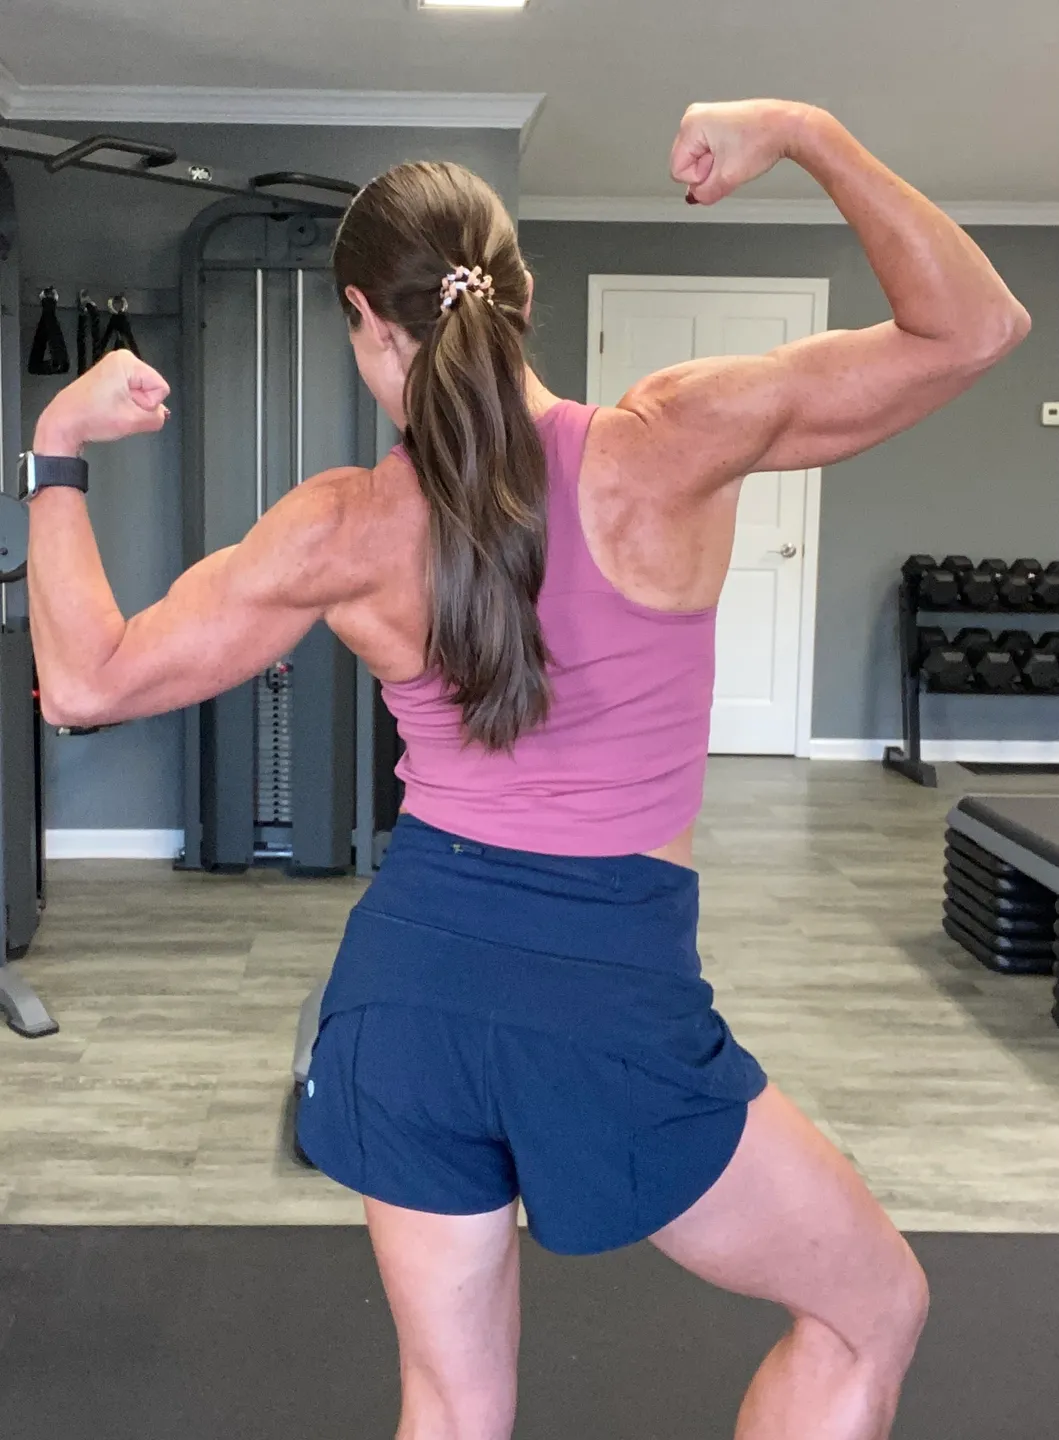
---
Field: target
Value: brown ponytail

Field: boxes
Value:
[332,161,549,751]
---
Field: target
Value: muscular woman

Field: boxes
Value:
[27,101,1028,1439]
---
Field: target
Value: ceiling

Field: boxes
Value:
[1,0,1056,202]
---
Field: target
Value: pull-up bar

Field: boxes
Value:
[0,125,359,208]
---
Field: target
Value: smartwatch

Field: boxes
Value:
[18,453,89,501]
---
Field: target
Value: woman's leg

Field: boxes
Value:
[651,1085,929,1440]
[365,1196,521,1440]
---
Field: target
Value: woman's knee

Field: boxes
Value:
[885,1242,930,1354]
[853,1236,929,1374]
[400,1361,517,1440]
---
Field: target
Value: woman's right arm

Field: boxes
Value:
[618,101,1031,491]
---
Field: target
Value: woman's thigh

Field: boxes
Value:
[366,1196,522,1409]
[650,1086,927,1359]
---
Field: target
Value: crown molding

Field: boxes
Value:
[519,194,1059,227]
[520,195,845,225]
[943,201,1059,227]
[0,78,545,143]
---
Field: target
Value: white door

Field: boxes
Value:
[588,277,827,755]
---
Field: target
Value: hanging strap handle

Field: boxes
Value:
[27,288,71,376]
[77,291,103,375]
[99,295,141,360]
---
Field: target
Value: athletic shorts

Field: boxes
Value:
[297,814,767,1256]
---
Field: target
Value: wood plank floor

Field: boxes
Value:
[2,759,1059,1229]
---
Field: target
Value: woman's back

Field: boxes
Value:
[380,400,717,857]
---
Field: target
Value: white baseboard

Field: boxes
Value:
[808,739,1059,764]
[45,829,184,860]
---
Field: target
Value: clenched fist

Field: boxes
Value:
[670,100,813,207]
[33,351,171,456]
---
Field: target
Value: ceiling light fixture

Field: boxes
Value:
[418,0,527,10]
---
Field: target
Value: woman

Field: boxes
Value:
[28,99,1027,1439]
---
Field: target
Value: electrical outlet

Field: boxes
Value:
[1042,402,1059,427]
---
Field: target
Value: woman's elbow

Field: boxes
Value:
[968,300,1032,369]
[38,678,111,730]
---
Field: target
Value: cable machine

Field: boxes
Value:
[0,127,406,1036]
[0,160,53,1036]
[177,191,399,879]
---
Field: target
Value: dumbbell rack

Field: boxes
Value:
[884,567,1059,788]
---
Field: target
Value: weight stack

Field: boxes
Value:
[255,661,293,836]
[943,828,1056,975]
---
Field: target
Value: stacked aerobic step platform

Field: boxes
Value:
[944,828,1057,976]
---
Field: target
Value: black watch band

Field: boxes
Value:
[18,453,89,501]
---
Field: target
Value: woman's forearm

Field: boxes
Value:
[28,419,127,721]
[791,107,1028,352]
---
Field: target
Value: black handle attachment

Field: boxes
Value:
[27,287,71,376]
[46,135,178,175]
[251,171,359,199]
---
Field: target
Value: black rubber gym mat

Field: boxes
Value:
[955,796,1059,873]
[944,846,1054,900]
[944,863,1056,917]
[943,897,1055,957]
[945,829,1026,879]
[943,882,1055,937]
[943,912,1055,974]
[1,1229,1059,1440]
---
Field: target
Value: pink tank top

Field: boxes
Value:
[380,401,717,857]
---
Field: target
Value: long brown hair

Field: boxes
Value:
[332,161,550,752]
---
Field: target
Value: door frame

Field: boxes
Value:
[585,274,830,759]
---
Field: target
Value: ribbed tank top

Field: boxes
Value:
[380,400,717,857]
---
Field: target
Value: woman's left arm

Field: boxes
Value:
[29,352,359,728]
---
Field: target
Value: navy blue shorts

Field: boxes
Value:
[297,815,767,1256]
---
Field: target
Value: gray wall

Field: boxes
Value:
[11,124,519,828]
[521,220,1059,742]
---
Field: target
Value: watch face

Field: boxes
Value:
[19,453,36,498]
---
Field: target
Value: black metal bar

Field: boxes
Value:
[202,260,333,274]
[883,579,938,787]
[0,125,349,207]
[46,134,178,174]
[253,171,358,199]
[21,280,179,317]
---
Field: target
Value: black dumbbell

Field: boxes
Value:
[917,626,948,669]
[942,555,974,577]
[1022,644,1059,692]
[901,554,935,601]
[1035,561,1059,609]
[902,555,961,607]
[1000,558,1042,610]
[1023,633,1059,691]
[997,629,1035,664]
[972,637,1022,691]
[960,562,999,609]
[954,628,995,666]
[902,555,937,582]
[916,567,961,608]
[954,627,1016,689]
[921,634,975,691]
[941,554,989,609]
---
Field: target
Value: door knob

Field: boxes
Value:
[770,543,798,560]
